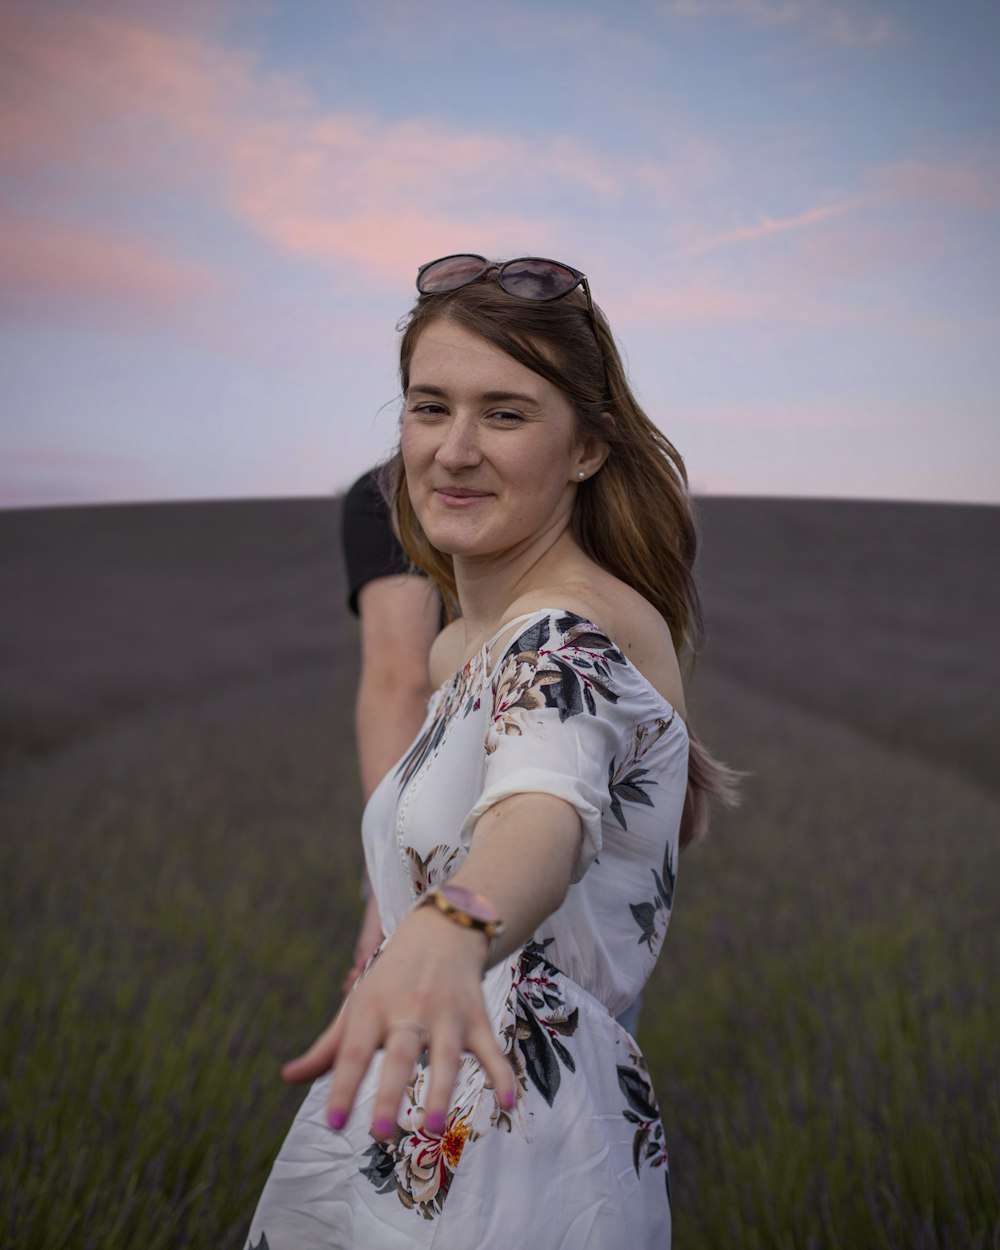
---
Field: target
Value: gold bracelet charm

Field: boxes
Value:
[418,884,506,961]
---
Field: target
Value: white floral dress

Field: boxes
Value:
[246,609,689,1249]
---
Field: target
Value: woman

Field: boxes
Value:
[246,254,736,1249]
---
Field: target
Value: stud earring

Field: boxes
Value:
[577,471,586,480]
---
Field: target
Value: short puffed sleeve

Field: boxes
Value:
[459,611,630,881]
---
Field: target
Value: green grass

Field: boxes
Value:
[3,665,997,1248]
[648,674,1000,1249]
[1,667,366,1248]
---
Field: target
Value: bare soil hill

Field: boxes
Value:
[692,497,999,794]
[0,498,351,761]
[2,495,996,790]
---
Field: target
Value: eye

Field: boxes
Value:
[408,400,447,418]
[488,409,524,425]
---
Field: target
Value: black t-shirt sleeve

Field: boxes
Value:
[341,469,410,616]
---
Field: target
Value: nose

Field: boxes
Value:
[435,414,483,473]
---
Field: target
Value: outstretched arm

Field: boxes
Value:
[285,789,583,1136]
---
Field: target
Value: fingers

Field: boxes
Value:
[324,1011,384,1131]
[308,936,513,1139]
[369,1021,432,1138]
[320,1007,512,1141]
[466,1015,517,1114]
[419,1021,462,1135]
[397,1012,514,1140]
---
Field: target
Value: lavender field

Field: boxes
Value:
[1,496,998,1249]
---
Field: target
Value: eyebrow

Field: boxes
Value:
[407,384,541,405]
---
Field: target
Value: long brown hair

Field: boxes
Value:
[381,270,738,844]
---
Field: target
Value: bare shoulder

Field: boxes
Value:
[428,618,466,689]
[503,579,686,716]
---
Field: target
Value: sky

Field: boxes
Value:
[1,0,998,508]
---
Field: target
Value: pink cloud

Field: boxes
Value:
[0,5,230,173]
[6,0,977,341]
[225,114,572,261]
[0,0,716,297]
[0,217,217,318]
[674,197,867,259]
[259,212,557,279]
[225,110,689,266]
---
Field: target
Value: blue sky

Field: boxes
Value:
[1,0,998,507]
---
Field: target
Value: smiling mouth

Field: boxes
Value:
[435,487,492,499]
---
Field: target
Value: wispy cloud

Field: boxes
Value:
[663,0,900,46]
[667,148,1000,286]
[224,117,621,272]
[673,197,866,259]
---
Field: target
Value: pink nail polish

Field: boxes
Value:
[501,1089,515,1110]
[373,1117,395,1138]
[328,1108,347,1131]
[425,1111,446,1135]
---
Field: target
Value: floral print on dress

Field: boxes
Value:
[617,1041,670,1198]
[497,940,580,1118]
[487,614,628,751]
[608,716,675,830]
[406,843,461,896]
[395,654,483,791]
[630,839,676,952]
[360,1055,483,1220]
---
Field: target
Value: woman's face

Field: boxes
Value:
[401,319,599,564]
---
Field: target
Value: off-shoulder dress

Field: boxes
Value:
[246,608,688,1250]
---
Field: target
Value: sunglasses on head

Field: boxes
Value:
[416,253,597,324]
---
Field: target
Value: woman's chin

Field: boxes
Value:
[426,535,488,560]
[422,525,503,562]
[418,514,491,559]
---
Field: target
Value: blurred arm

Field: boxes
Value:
[354,574,439,799]
[343,573,439,991]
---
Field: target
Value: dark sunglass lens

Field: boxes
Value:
[417,254,489,294]
[499,259,578,301]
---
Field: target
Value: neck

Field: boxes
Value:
[453,521,583,656]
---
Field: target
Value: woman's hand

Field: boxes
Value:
[282,903,516,1139]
